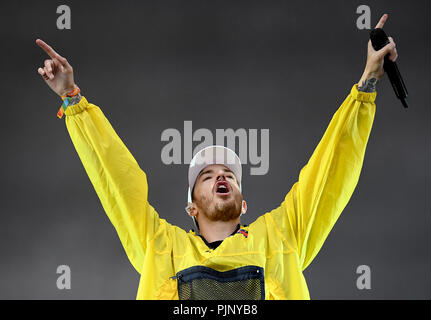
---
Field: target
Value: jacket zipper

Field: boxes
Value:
[170,273,182,281]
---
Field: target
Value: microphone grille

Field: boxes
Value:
[369,28,390,51]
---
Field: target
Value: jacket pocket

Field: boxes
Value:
[171,265,265,300]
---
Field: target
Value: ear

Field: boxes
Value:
[186,202,198,217]
[241,200,247,215]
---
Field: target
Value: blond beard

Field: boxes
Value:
[196,192,242,222]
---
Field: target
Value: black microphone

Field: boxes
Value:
[369,28,409,108]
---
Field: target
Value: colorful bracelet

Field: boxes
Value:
[60,85,80,101]
[57,97,72,119]
[57,85,80,119]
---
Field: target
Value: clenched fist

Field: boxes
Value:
[36,39,76,97]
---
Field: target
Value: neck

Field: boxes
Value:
[198,218,240,243]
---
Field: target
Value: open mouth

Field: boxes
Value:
[215,181,231,196]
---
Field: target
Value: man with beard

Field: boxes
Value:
[185,146,247,248]
[36,14,397,299]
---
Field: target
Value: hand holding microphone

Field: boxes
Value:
[358,14,409,108]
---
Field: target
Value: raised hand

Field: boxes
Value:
[36,39,76,97]
[361,14,398,82]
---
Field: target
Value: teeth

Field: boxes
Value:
[217,184,228,193]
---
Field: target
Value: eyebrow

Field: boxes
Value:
[198,168,234,179]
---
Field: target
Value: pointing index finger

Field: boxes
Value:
[375,13,388,29]
[36,39,67,65]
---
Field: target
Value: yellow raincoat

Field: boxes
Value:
[63,83,376,299]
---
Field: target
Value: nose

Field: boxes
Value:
[216,175,226,182]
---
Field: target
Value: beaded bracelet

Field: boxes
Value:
[57,85,80,119]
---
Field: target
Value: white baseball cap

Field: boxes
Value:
[186,145,242,229]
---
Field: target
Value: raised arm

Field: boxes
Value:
[36,39,163,274]
[266,14,398,270]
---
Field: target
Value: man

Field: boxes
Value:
[36,14,398,299]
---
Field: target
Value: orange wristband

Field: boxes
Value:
[60,85,80,101]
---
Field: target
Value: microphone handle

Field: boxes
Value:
[383,55,409,108]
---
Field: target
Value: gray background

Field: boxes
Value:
[0,0,430,299]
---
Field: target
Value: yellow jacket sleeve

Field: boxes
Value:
[63,97,161,274]
[268,83,377,271]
